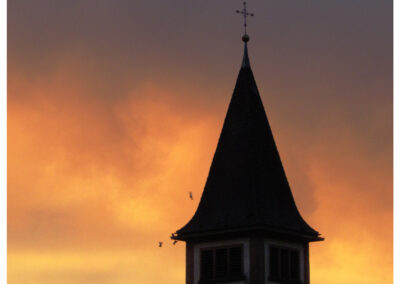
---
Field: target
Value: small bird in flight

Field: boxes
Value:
[173,240,178,245]
[159,241,163,247]
[189,192,193,200]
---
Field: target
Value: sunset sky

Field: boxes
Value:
[7,0,393,283]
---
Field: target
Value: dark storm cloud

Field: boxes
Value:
[8,0,392,114]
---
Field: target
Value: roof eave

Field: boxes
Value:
[172,225,324,243]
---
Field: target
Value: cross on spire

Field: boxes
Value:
[236,1,254,38]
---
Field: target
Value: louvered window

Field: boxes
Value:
[199,245,245,283]
[215,248,228,277]
[269,245,302,283]
[200,249,214,280]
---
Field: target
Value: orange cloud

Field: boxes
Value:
[8,54,392,283]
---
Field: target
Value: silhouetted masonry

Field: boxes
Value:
[172,36,323,284]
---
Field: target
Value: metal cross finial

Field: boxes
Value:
[236,1,254,36]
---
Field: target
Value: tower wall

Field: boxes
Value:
[186,242,195,284]
[249,237,266,283]
[186,237,309,284]
[303,242,310,284]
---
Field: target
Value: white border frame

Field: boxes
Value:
[394,0,399,282]
[0,0,7,283]
[0,0,7,282]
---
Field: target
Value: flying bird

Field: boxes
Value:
[159,241,163,247]
[173,240,178,245]
[189,192,193,200]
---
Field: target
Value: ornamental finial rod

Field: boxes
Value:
[236,1,254,42]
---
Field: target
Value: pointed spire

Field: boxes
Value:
[241,42,250,68]
[174,41,321,242]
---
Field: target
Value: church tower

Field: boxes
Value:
[172,4,323,283]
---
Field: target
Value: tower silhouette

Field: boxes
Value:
[172,10,323,283]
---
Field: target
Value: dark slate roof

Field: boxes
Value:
[175,43,321,241]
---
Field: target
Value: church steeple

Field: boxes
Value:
[173,4,322,284]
